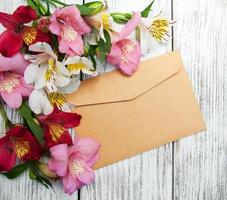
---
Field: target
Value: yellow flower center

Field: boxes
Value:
[11,137,30,159]
[0,73,20,93]
[62,26,77,42]
[48,92,67,109]
[45,58,56,82]
[150,20,169,42]
[67,63,86,73]
[69,160,85,177]
[101,14,111,31]
[48,122,65,142]
[22,27,37,45]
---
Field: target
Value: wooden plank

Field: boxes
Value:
[80,0,173,199]
[173,0,227,199]
[0,0,82,199]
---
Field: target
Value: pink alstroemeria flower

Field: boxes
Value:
[48,137,100,195]
[0,53,33,108]
[107,12,142,76]
[49,5,91,56]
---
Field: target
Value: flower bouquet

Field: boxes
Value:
[0,0,173,195]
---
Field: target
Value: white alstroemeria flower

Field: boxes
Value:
[139,16,175,56]
[24,42,70,91]
[85,11,116,42]
[29,89,74,115]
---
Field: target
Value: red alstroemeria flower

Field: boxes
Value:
[0,125,43,172]
[38,109,81,149]
[0,6,51,57]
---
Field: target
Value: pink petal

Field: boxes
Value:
[0,54,12,72]
[49,143,69,162]
[116,12,141,42]
[68,35,84,56]
[107,43,122,65]
[0,53,28,75]
[68,7,91,35]
[58,37,70,54]
[48,159,67,177]
[76,164,95,185]
[71,137,100,165]
[10,53,29,75]
[1,90,22,109]
[118,41,141,76]
[49,20,61,36]
[17,78,33,97]
[62,172,79,195]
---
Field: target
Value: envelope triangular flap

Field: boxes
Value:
[66,52,183,106]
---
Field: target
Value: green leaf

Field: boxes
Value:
[110,12,132,24]
[18,102,44,145]
[76,4,96,16]
[98,30,111,62]
[88,45,98,70]
[1,163,28,179]
[141,0,155,18]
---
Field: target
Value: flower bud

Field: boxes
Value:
[38,162,58,179]
[86,1,107,15]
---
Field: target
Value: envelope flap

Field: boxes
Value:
[66,51,183,106]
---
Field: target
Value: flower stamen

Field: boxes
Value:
[62,26,77,42]
[69,160,85,177]
[22,27,38,45]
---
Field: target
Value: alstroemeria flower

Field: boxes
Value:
[49,5,91,56]
[139,17,175,44]
[37,109,81,148]
[25,42,70,90]
[0,53,33,108]
[107,12,141,76]
[0,125,43,172]
[85,11,116,42]
[0,6,51,57]
[48,137,100,195]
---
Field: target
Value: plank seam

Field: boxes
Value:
[171,0,175,199]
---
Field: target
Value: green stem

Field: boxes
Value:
[48,0,68,6]
[0,102,13,129]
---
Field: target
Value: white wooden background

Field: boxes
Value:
[0,0,227,199]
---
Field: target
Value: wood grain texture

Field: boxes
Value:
[80,0,173,200]
[173,0,227,199]
[0,0,82,199]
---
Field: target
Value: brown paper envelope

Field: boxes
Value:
[66,51,206,169]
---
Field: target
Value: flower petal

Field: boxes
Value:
[71,137,100,166]
[107,42,122,65]
[48,159,68,177]
[46,111,81,129]
[1,90,22,109]
[0,30,23,57]
[0,137,16,172]
[12,6,37,24]
[0,12,17,29]
[28,42,57,59]
[49,143,69,162]
[76,164,95,185]
[116,12,141,42]
[44,124,73,148]
[28,89,53,115]
[62,172,79,195]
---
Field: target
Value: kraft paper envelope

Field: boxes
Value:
[66,51,206,169]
